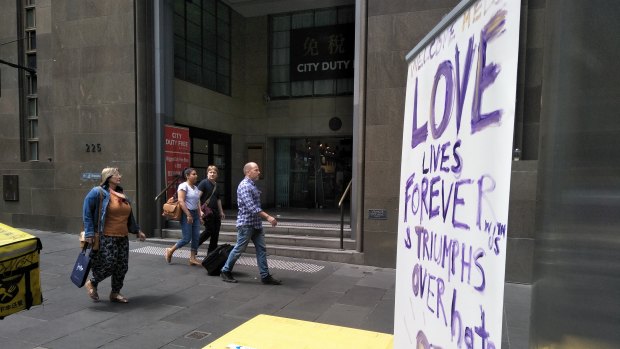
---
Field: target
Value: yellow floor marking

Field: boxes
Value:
[204,314,394,349]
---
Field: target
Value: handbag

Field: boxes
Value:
[79,231,99,251]
[70,246,93,288]
[162,194,182,220]
[201,183,216,218]
[202,205,213,217]
[80,188,104,250]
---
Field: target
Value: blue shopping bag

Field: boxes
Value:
[70,246,93,288]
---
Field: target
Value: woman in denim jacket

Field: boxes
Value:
[82,167,146,303]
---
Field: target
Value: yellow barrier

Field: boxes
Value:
[0,223,43,319]
[205,314,394,349]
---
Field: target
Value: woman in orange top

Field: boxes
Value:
[82,167,146,303]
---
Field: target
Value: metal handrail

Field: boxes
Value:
[154,174,183,239]
[338,180,352,208]
[338,179,352,250]
[155,174,182,202]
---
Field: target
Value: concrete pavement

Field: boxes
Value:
[1,229,395,349]
[0,229,530,348]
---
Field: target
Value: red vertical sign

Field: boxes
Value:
[164,125,190,198]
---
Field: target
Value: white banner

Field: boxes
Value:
[394,0,521,348]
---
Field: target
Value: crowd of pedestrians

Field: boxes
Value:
[81,162,280,303]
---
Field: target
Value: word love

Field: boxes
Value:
[411,10,508,150]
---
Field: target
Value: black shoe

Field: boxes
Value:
[261,275,282,285]
[221,271,237,283]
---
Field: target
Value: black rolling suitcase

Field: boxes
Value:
[201,244,233,276]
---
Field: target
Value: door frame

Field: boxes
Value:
[181,125,232,209]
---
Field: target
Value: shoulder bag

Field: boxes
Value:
[162,192,182,221]
[201,183,217,218]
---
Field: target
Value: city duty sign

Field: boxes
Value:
[394,0,521,348]
[164,125,190,197]
[290,24,354,81]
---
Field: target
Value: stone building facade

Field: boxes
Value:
[0,0,541,280]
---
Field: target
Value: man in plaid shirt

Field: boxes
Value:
[220,162,282,285]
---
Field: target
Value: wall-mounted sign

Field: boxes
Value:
[80,172,102,182]
[164,125,190,198]
[85,143,102,152]
[394,0,521,348]
[368,209,387,220]
[3,175,18,201]
[290,24,354,81]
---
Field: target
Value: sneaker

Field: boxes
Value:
[261,275,282,285]
[221,271,237,283]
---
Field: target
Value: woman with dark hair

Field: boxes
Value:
[164,167,203,265]
[82,167,146,303]
[197,165,225,254]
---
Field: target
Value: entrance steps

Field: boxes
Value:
[152,216,363,264]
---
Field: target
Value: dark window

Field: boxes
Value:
[174,0,231,95]
[25,7,35,28]
[269,6,354,98]
[21,1,38,161]
[26,30,36,50]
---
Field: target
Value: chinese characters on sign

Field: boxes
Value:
[290,24,354,81]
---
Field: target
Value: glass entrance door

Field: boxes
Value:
[189,128,231,208]
[275,137,352,209]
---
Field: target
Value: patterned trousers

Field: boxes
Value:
[90,235,129,293]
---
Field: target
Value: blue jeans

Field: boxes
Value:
[221,225,269,278]
[176,209,200,252]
